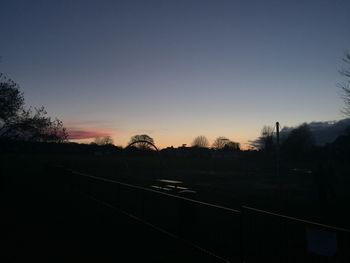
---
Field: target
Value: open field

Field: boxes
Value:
[2,151,350,262]
[3,152,350,226]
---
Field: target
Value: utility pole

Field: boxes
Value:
[276,122,280,177]
[276,121,283,211]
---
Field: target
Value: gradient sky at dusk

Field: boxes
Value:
[1,0,350,148]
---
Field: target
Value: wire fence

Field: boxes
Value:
[242,206,350,263]
[57,166,350,263]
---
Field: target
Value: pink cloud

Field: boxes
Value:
[67,129,111,140]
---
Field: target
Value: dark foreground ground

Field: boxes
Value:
[2,171,224,263]
[2,152,350,262]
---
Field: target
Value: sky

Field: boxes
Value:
[1,0,350,148]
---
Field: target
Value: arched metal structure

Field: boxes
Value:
[126,140,159,151]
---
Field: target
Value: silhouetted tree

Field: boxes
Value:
[0,74,68,142]
[94,136,114,145]
[3,106,68,142]
[260,125,274,151]
[223,141,241,151]
[250,125,275,151]
[129,134,155,150]
[0,74,24,133]
[281,123,314,157]
[212,136,230,149]
[339,52,350,117]
[191,135,209,148]
[212,136,240,151]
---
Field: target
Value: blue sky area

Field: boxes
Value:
[1,0,350,148]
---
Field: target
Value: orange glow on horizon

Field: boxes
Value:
[70,132,257,151]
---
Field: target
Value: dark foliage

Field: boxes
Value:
[339,53,350,116]
[281,123,315,159]
[212,136,240,151]
[250,125,275,152]
[0,73,24,123]
[0,74,68,142]
[191,135,209,148]
[128,134,155,150]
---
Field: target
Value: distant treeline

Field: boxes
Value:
[1,132,349,163]
[0,139,240,157]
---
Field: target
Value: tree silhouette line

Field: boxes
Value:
[0,73,67,142]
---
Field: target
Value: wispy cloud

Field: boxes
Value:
[67,129,112,140]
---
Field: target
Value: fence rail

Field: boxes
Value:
[56,167,350,263]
